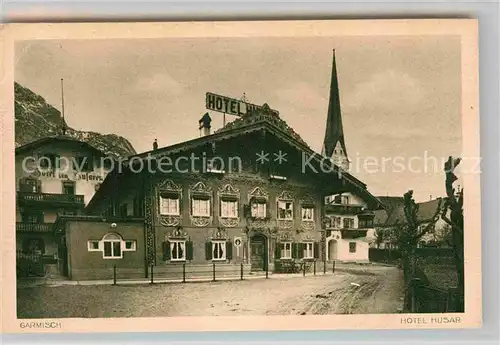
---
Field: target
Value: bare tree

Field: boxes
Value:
[388,190,442,311]
[374,229,385,249]
[441,156,464,311]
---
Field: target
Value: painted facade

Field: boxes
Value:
[28,50,382,281]
[64,101,382,280]
[323,192,374,262]
[15,137,111,276]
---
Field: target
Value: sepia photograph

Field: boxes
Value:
[1,20,480,332]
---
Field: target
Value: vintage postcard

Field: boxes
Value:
[0,19,480,333]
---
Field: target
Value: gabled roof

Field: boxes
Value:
[373,196,405,226]
[89,105,383,211]
[380,197,444,227]
[214,103,310,148]
[15,135,106,157]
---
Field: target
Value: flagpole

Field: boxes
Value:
[60,78,67,135]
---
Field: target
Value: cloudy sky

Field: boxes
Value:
[15,36,462,202]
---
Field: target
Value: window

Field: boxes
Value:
[21,210,43,223]
[341,195,350,205]
[170,240,186,261]
[119,204,128,217]
[359,218,374,228]
[39,153,59,169]
[349,242,357,253]
[333,216,342,228]
[206,159,225,173]
[133,195,144,217]
[343,217,355,229]
[160,195,180,215]
[74,156,93,172]
[88,241,100,251]
[303,242,314,259]
[277,200,293,220]
[87,233,137,259]
[62,181,75,195]
[192,197,210,217]
[103,241,121,259]
[251,201,267,218]
[19,178,40,193]
[212,240,226,260]
[280,242,292,259]
[301,207,314,221]
[221,199,238,218]
[124,240,136,251]
[22,238,45,254]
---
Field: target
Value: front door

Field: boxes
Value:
[250,234,267,271]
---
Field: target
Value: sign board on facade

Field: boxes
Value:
[234,237,242,247]
[31,169,106,182]
[206,92,278,117]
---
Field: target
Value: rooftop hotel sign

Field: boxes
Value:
[205,92,278,117]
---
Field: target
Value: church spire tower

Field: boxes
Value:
[322,49,349,170]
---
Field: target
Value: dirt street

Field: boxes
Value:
[17,265,404,318]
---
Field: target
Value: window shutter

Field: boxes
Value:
[186,241,194,260]
[40,239,45,254]
[226,241,233,260]
[275,243,281,259]
[291,243,298,259]
[313,242,320,259]
[205,241,212,260]
[162,241,171,261]
[297,243,305,259]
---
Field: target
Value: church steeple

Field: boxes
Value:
[322,49,349,170]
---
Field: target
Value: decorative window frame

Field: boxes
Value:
[217,184,240,227]
[87,232,136,260]
[164,227,191,262]
[189,181,213,227]
[276,190,294,229]
[211,240,227,261]
[343,217,355,229]
[88,240,100,251]
[248,186,269,220]
[19,176,41,193]
[169,240,187,261]
[157,179,183,227]
[209,227,228,261]
[300,195,316,231]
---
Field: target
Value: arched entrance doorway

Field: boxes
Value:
[250,233,267,271]
[328,239,338,261]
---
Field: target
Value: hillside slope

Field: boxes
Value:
[14,82,136,158]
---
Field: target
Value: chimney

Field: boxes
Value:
[153,139,158,151]
[199,113,212,137]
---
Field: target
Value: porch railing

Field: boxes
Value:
[16,222,54,233]
[17,192,84,205]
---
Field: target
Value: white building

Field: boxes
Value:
[320,50,378,263]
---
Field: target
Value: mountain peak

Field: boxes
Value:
[14,82,136,159]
